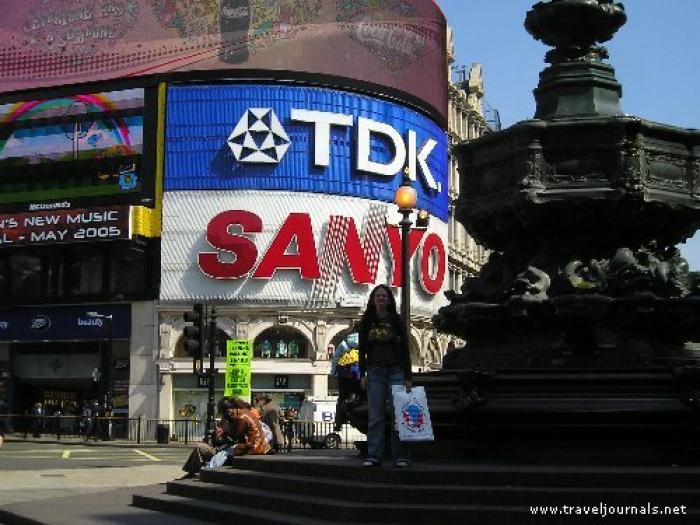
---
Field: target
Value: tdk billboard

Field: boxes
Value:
[164,84,448,221]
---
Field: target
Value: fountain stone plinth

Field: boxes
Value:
[424,0,700,449]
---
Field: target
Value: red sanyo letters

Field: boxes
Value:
[197,210,446,295]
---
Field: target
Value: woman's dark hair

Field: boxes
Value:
[220,397,252,420]
[360,284,400,328]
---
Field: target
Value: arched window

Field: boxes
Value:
[253,327,309,359]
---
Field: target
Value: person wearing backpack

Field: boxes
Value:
[330,332,362,432]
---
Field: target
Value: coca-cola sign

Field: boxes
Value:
[0,0,447,123]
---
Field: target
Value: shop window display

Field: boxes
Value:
[254,327,309,359]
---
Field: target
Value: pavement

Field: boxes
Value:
[0,485,213,525]
[3,435,700,524]
[0,434,358,525]
[0,434,216,524]
[2,432,195,449]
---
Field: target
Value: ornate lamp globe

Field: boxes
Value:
[394,183,417,211]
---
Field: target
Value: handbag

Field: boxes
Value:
[391,385,434,442]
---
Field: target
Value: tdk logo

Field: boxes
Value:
[227,108,441,192]
[228,108,291,164]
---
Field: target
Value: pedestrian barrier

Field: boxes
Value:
[0,414,365,449]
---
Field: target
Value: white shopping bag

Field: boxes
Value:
[391,385,434,442]
[205,448,229,469]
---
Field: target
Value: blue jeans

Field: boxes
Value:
[366,366,409,463]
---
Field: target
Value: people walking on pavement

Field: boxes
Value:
[255,393,283,454]
[52,406,63,440]
[30,402,45,438]
[84,400,102,441]
[80,401,92,439]
[358,284,412,468]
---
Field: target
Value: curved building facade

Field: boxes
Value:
[0,0,448,421]
[159,82,448,417]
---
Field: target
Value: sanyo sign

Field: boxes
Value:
[228,107,441,192]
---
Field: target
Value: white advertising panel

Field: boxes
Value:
[161,190,448,316]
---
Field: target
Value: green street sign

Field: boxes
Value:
[225,340,252,400]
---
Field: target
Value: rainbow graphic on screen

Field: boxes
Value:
[0,88,144,206]
[0,88,143,164]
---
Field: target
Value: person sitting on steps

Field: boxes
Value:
[181,398,270,478]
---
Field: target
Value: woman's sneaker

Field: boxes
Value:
[363,458,381,468]
[394,460,410,468]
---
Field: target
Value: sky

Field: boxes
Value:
[436,0,700,268]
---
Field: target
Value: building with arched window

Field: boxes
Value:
[0,1,453,422]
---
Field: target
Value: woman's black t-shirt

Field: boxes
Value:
[359,314,412,380]
[366,317,402,367]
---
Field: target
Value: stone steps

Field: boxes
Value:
[132,490,334,525]
[132,454,700,524]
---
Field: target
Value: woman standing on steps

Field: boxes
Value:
[358,284,412,468]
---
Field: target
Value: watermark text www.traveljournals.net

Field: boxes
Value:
[530,503,687,518]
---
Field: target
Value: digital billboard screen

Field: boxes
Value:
[0,88,151,211]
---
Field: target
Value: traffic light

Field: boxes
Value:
[183,303,205,360]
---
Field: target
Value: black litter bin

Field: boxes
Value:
[156,423,170,444]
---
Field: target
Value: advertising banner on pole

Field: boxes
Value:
[225,339,252,400]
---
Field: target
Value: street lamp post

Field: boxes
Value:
[393,174,417,351]
[206,307,218,445]
[86,312,113,411]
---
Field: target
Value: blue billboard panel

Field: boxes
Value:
[165,84,448,221]
[0,304,131,342]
